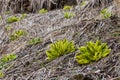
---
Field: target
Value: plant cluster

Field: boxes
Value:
[39,9,48,14]
[100,8,112,19]
[64,12,75,19]
[20,13,27,20]
[0,53,17,69]
[75,40,111,64]
[46,39,110,65]
[5,26,12,31]
[46,39,76,60]
[6,13,27,23]
[10,30,27,41]
[80,1,88,8]
[0,53,17,65]
[0,71,4,78]
[0,53,17,78]
[7,16,20,23]
[28,37,41,45]
[63,6,72,11]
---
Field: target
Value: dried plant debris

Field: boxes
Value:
[0,0,120,80]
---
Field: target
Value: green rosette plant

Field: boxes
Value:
[20,13,27,20]
[10,30,27,41]
[64,12,75,19]
[7,16,20,23]
[0,71,4,78]
[100,8,112,19]
[0,53,17,64]
[46,39,76,60]
[39,9,48,14]
[63,6,72,11]
[0,53,17,69]
[28,37,41,45]
[75,40,111,65]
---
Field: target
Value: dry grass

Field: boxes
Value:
[0,0,120,80]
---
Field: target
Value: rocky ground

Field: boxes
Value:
[0,0,120,80]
